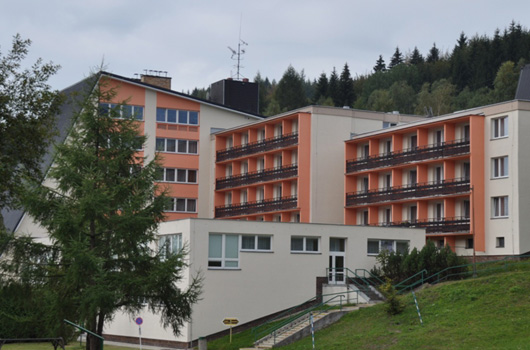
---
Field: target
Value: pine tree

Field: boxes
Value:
[451,32,470,91]
[373,55,386,72]
[338,63,355,107]
[0,74,202,350]
[389,47,404,69]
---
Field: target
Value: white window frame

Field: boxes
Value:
[208,233,239,269]
[157,168,197,183]
[492,116,508,139]
[156,138,198,154]
[100,103,144,120]
[240,235,272,252]
[290,236,320,254]
[496,237,505,248]
[158,234,182,260]
[165,198,197,213]
[491,156,508,179]
[367,239,409,255]
[492,196,509,218]
[156,108,199,125]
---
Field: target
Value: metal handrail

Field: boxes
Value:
[346,139,470,173]
[217,132,299,161]
[216,164,298,190]
[252,291,358,345]
[393,254,530,293]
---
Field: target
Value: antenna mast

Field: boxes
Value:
[227,15,248,80]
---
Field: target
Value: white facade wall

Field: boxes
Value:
[104,219,425,343]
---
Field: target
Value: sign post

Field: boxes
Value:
[222,318,239,343]
[135,317,143,350]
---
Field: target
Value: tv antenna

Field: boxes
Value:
[227,15,248,80]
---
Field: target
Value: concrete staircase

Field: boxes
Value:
[242,304,379,350]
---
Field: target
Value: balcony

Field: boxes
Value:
[217,132,298,162]
[346,139,470,173]
[346,178,470,207]
[381,216,470,234]
[215,196,298,218]
[216,164,298,190]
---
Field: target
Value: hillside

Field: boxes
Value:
[208,263,530,349]
[278,264,530,350]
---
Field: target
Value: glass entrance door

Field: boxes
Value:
[329,238,346,283]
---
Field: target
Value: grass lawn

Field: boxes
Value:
[208,263,530,349]
[1,344,139,350]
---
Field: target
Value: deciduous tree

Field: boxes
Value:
[0,34,61,228]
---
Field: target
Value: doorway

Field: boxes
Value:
[329,238,346,283]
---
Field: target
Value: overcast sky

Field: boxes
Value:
[1,1,529,93]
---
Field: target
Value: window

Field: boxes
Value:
[99,103,144,120]
[156,138,198,154]
[466,238,474,249]
[492,196,508,218]
[462,200,470,219]
[156,108,199,125]
[463,124,470,141]
[241,133,249,146]
[492,156,508,178]
[463,162,470,180]
[434,130,444,146]
[291,236,320,253]
[156,168,197,183]
[383,122,397,128]
[361,144,369,159]
[240,190,247,204]
[208,234,239,268]
[165,198,197,213]
[274,124,283,137]
[367,239,409,255]
[241,235,272,251]
[256,187,264,202]
[410,135,417,149]
[496,237,505,248]
[492,116,508,138]
[158,234,182,260]
[409,170,417,186]
[361,210,369,226]
[384,140,392,155]
[257,128,266,141]
[434,166,443,183]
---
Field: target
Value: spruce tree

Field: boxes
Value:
[0,74,202,350]
[427,43,440,63]
[274,65,307,111]
[327,67,340,106]
[389,47,404,69]
[410,47,425,65]
[313,72,329,103]
[373,55,386,72]
[338,63,355,107]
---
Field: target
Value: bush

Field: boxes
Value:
[379,279,405,315]
[374,241,469,284]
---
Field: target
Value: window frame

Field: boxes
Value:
[290,236,320,254]
[156,168,197,184]
[99,103,144,121]
[492,196,509,218]
[491,116,508,139]
[155,138,198,155]
[496,237,505,248]
[208,233,239,269]
[165,198,197,213]
[367,239,410,255]
[156,108,199,125]
[491,156,509,179]
[158,234,182,260]
[240,235,272,252]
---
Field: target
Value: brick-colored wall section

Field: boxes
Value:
[141,75,172,90]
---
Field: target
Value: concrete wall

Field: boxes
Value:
[104,219,425,343]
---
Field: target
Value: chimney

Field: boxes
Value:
[140,73,172,90]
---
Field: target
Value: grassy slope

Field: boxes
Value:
[209,264,530,350]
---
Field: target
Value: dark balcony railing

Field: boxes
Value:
[217,132,298,162]
[382,216,470,234]
[346,139,470,173]
[215,196,298,218]
[346,178,470,207]
[216,164,298,190]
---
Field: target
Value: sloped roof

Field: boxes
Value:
[515,64,530,100]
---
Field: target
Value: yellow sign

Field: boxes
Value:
[223,318,239,325]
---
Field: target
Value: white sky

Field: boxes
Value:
[1,0,529,93]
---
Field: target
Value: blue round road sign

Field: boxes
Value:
[135,317,143,325]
